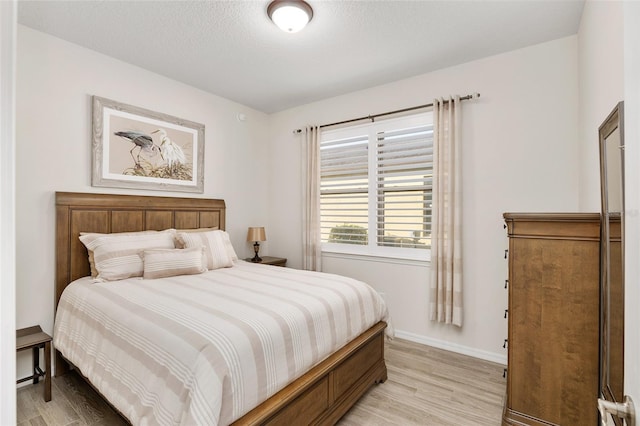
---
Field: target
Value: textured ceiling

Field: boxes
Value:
[18,0,585,113]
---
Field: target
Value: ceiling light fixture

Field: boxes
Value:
[267,0,313,33]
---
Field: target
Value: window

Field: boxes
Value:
[320,113,432,259]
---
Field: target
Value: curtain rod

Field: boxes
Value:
[293,92,480,134]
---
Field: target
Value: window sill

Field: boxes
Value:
[321,249,430,267]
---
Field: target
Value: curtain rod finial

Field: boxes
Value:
[293,128,302,134]
[472,92,481,99]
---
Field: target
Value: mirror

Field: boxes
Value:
[599,101,625,411]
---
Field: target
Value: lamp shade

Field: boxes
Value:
[267,0,313,33]
[247,227,266,242]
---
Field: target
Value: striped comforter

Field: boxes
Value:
[53,261,391,426]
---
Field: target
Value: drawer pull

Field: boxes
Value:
[504,309,508,319]
[504,279,509,289]
[503,339,508,349]
[504,249,508,259]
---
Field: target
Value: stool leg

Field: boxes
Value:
[44,341,51,402]
[32,346,39,384]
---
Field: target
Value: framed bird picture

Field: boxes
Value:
[91,96,205,193]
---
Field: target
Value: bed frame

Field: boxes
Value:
[55,191,388,425]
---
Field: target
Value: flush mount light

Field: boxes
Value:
[267,0,313,33]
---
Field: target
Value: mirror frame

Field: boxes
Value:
[598,101,625,407]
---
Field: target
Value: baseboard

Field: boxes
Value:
[394,329,507,365]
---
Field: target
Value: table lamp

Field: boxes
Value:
[247,227,266,262]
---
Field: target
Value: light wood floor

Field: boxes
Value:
[17,338,506,426]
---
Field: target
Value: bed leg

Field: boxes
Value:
[374,363,388,384]
[54,350,70,377]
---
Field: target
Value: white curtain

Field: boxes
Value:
[302,126,322,271]
[430,96,463,327]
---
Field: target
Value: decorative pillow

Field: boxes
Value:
[141,247,207,279]
[177,230,233,270]
[79,231,176,281]
[173,227,219,248]
[80,230,159,278]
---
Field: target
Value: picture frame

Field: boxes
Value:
[92,96,205,193]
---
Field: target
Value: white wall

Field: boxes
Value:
[1,1,17,424]
[15,26,271,378]
[577,0,624,211]
[268,36,580,363]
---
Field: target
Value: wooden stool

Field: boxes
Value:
[16,325,52,402]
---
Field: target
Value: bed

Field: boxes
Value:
[54,191,389,425]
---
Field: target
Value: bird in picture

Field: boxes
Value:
[114,131,161,167]
[152,129,186,168]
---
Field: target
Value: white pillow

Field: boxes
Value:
[80,230,159,277]
[79,231,176,281]
[173,227,219,248]
[221,231,239,261]
[142,247,207,279]
[177,230,233,270]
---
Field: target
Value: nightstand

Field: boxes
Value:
[16,325,52,402]
[245,256,287,267]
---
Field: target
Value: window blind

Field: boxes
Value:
[320,135,369,244]
[376,125,433,249]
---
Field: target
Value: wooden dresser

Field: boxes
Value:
[502,213,600,426]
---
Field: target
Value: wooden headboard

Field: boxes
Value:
[55,192,226,308]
